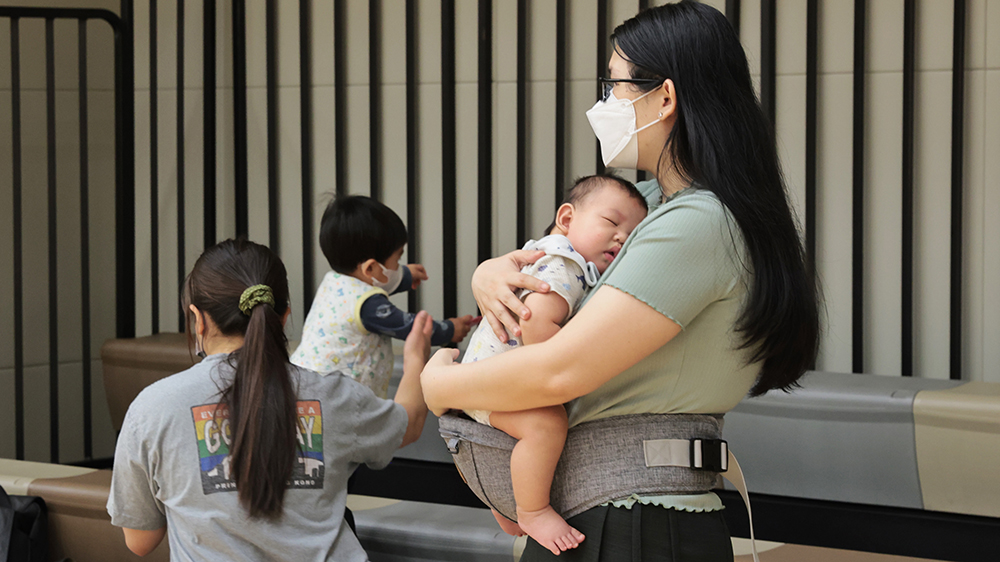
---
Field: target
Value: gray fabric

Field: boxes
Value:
[108,353,407,562]
[439,413,724,521]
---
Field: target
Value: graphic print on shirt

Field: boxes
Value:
[191,400,326,494]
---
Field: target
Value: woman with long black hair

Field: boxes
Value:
[108,239,431,560]
[422,2,820,560]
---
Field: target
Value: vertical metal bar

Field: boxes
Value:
[726,0,741,38]
[117,0,137,339]
[203,0,216,248]
[176,0,186,329]
[950,0,966,380]
[515,0,526,245]
[805,0,818,308]
[852,0,865,374]
[555,0,566,210]
[478,0,492,264]
[636,0,649,183]
[902,0,915,376]
[901,0,917,377]
[233,0,248,237]
[46,18,59,463]
[300,0,315,309]
[441,0,457,319]
[369,0,382,200]
[334,0,347,197]
[405,0,418,313]
[760,0,776,125]
[11,17,25,460]
[78,18,93,459]
[266,0,278,251]
[150,0,159,333]
[595,0,607,174]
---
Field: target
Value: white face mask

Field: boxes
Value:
[585,89,659,169]
[372,262,405,293]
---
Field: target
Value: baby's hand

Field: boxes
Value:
[448,315,476,343]
[406,264,429,289]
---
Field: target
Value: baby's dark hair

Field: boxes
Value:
[546,173,647,234]
[319,195,408,274]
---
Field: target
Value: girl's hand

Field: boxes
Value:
[406,264,429,289]
[403,310,433,365]
[421,348,460,416]
[471,250,549,341]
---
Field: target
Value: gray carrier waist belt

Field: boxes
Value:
[437,412,725,521]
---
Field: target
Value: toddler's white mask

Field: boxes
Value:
[586,88,659,169]
[372,262,405,293]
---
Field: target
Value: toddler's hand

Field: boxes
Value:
[449,315,475,343]
[406,264,429,289]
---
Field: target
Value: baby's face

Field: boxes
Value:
[564,185,647,273]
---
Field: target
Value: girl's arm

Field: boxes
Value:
[422,285,681,415]
[122,527,166,556]
[395,311,432,447]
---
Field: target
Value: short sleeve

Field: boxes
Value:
[348,382,408,469]
[520,255,589,319]
[107,403,168,530]
[603,193,742,328]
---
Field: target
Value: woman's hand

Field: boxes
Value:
[421,348,460,416]
[472,250,549,340]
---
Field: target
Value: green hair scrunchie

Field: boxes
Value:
[239,284,275,316]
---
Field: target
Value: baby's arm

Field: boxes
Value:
[360,294,455,345]
[518,291,570,345]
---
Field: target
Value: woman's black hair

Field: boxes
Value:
[319,195,409,274]
[612,1,820,396]
[184,238,295,519]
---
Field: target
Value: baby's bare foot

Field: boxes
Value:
[516,505,585,555]
[492,509,525,536]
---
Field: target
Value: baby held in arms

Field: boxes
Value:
[461,174,647,555]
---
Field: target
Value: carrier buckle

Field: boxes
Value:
[690,438,728,472]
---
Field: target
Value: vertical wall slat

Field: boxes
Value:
[202,0,216,248]
[405,0,418,313]
[805,0,817,283]
[150,0,160,333]
[726,0,741,38]
[266,0,278,251]
[176,0,186,330]
[233,0,248,238]
[369,0,382,200]
[78,18,93,459]
[46,17,60,463]
[902,0,916,377]
[117,0,136,339]
[11,17,25,460]
[595,0,607,174]
[635,0,650,184]
[515,0,526,246]
[333,0,346,197]
[477,0,492,264]
[441,0,457,319]
[949,0,966,381]
[555,0,566,209]
[300,0,315,309]
[852,0,865,374]
[760,0,776,125]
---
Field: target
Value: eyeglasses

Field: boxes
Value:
[598,77,663,102]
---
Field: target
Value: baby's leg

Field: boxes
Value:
[491,509,525,536]
[489,407,585,555]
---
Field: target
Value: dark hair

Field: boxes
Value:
[184,239,295,519]
[546,173,648,235]
[612,1,820,396]
[319,195,409,274]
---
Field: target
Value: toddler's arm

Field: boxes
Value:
[360,295,455,345]
[519,291,570,345]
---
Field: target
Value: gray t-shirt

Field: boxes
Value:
[107,353,407,561]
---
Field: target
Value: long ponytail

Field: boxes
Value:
[184,239,296,518]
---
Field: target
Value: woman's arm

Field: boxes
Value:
[471,249,549,340]
[395,311,432,447]
[422,285,681,414]
[122,526,167,556]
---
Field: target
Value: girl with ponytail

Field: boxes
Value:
[109,239,431,560]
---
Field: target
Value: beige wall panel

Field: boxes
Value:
[609,0,640,42]
[567,0,598,81]
[815,73,854,373]
[741,0,761,78]
[967,0,987,70]
[85,88,119,358]
[495,0,517,84]
[382,0,408,85]
[180,89,205,283]
[819,0,855,74]
[0,22,8,90]
[57,362,84,463]
[216,0,235,90]
[312,86,338,202]
[23,365,49,462]
[245,0,268,89]
[133,90,153,337]
[15,19,46,97]
[276,87,306,342]
[246,87,271,247]
[219,88,239,242]
[418,0,443,84]
[157,89,182,332]
[915,0,956,71]
[983,70,1000,381]
[989,0,1000,67]
[90,358,117,458]
[864,72,903,377]
[868,0,904,73]
[528,0,556,82]
[345,85,374,195]
[963,71,986,382]
[180,0,204,89]
[565,79,600,186]
[311,0,335,86]
[0,91,11,371]
[282,0,306,87]
[912,71,952,380]
[347,0,372,86]
[156,0,180,90]
[775,75,806,231]
[0,369,12,457]
[494,81,519,256]
[527,81,558,239]
[54,92,84,363]
[416,84,445,318]
[379,84,409,216]
[455,82,479,317]
[455,0,480,85]
[777,0,808,76]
